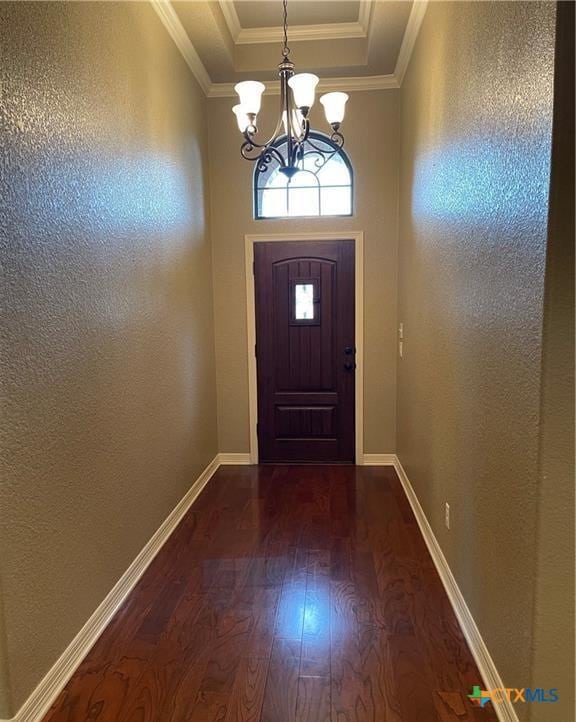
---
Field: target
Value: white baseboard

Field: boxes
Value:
[217,453,395,467]
[217,452,252,465]
[361,453,396,465]
[392,456,518,722]
[6,455,221,722]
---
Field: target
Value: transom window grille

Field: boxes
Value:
[254,132,353,219]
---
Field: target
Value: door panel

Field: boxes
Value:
[254,240,355,463]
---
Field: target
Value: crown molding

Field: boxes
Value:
[150,0,211,95]
[153,0,424,98]
[394,0,429,86]
[236,21,367,45]
[208,73,399,98]
[218,0,373,45]
[217,0,241,42]
[358,0,373,34]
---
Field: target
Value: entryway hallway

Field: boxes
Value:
[1,1,574,721]
[43,465,496,722]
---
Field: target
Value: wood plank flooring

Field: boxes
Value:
[43,465,497,722]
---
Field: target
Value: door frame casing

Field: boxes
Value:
[245,231,364,464]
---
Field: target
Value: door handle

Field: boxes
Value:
[344,361,356,371]
[344,346,356,355]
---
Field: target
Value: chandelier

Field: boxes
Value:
[232,0,349,179]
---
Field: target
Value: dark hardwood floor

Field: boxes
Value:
[44,465,497,722]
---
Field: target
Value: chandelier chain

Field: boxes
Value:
[282,0,290,58]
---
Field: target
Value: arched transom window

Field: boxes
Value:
[254,132,353,219]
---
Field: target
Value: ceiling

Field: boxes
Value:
[154,1,428,96]
[234,1,361,28]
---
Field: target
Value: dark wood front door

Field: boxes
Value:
[254,240,355,463]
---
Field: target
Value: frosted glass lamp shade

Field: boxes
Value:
[232,105,251,132]
[288,73,319,109]
[234,81,265,115]
[320,92,349,124]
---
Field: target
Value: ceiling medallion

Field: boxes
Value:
[232,0,349,179]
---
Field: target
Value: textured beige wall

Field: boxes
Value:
[208,91,400,455]
[0,2,217,716]
[530,3,575,719]
[0,590,9,719]
[396,0,556,713]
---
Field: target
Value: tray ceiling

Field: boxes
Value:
[154,1,428,95]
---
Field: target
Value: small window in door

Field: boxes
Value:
[295,283,314,320]
[290,278,319,325]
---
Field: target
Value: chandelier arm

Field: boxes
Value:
[291,113,309,144]
[240,142,286,171]
[272,101,286,139]
[240,141,259,161]
[241,131,281,152]
[305,133,345,155]
[241,114,284,151]
[330,130,345,148]
[240,68,289,152]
